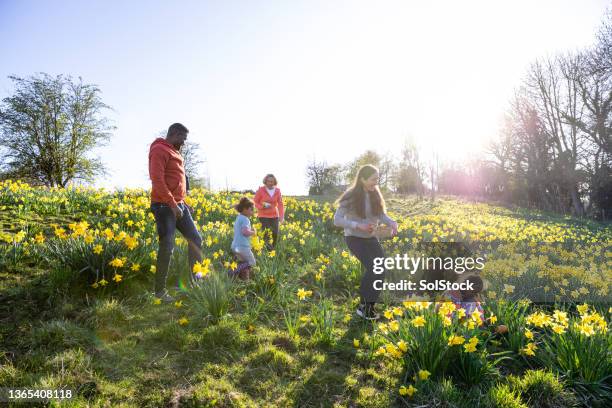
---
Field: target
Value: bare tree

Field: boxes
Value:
[394,137,424,196]
[524,57,586,215]
[306,159,342,195]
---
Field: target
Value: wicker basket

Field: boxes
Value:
[372,224,393,239]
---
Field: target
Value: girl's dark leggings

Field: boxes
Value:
[344,236,386,304]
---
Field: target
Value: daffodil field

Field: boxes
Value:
[0,179,610,407]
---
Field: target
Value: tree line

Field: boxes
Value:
[485,10,611,219]
[0,74,207,189]
[308,12,611,220]
[1,13,609,219]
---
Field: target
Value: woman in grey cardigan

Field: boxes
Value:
[334,164,398,320]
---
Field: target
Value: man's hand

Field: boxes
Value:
[263,202,271,208]
[171,206,183,219]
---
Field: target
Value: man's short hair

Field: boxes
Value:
[167,123,189,138]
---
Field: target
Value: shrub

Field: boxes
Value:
[310,298,336,345]
[450,345,511,387]
[412,378,477,408]
[376,302,509,386]
[245,345,295,376]
[531,307,611,405]
[487,384,528,408]
[486,299,530,356]
[508,370,579,408]
[187,271,232,323]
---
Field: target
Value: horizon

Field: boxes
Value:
[1,0,610,195]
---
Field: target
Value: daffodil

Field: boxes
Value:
[411,315,426,328]
[388,320,400,332]
[297,288,313,300]
[576,323,595,336]
[577,304,589,315]
[374,346,386,356]
[418,369,431,381]
[448,334,465,346]
[399,384,416,397]
[463,337,478,352]
[109,257,125,268]
[34,232,45,244]
[521,342,537,356]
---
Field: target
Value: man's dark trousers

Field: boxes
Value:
[151,202,203,294]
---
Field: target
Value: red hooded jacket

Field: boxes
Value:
[253,186,285,219]
[148,138,186,208]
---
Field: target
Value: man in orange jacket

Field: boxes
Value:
[149,123,202,302]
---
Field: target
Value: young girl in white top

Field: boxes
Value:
[333,164,398,320]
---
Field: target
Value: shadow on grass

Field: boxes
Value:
[290,314,382,407]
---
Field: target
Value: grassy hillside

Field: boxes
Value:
[0,180,610,407]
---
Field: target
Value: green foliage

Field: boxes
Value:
[451,346,511,387]
[390,307,453,379]
[0,73,113,187]
[487,299,530,355]
[310,298,336,345]
[281,302,301,339]
[507,370,579,408]
[187,271,233,323]
[1,189,609,406]
[29,319,94,352]
[245,345,295,376]
[411,378,477,408]
[487,384,529,408]
[536,321,612,405]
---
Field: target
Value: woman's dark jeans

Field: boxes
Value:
[345,236,386,304]
[259,217,279,250]
[151,202,203,294]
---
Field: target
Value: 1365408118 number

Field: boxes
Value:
[1,387,73,402]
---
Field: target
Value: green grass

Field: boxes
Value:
[1,193,609,407]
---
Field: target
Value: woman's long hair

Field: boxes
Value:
[335,164,386,218]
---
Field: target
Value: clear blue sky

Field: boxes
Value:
[1,0,609,194]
